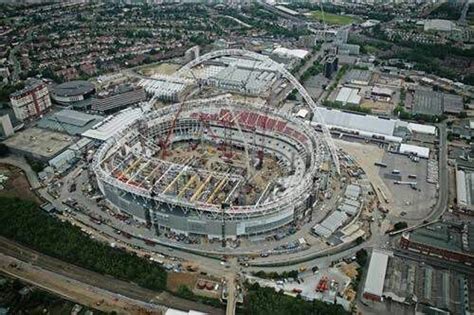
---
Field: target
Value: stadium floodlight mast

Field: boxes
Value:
[175,49,341,175]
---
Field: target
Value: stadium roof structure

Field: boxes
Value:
[82,105,149,141]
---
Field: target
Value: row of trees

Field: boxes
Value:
[0,197,167,291]
[252,270,299,280]
[243,283,349,315]
[393,105,448,123]
[323,100,372,114]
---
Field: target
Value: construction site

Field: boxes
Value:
[93,96,328,239]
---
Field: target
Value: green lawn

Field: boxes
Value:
[311,10,359,25]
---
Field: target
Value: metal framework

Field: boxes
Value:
[175,49,340,174]
[92,97,328,220]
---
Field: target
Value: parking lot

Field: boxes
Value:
[379,151,436,220]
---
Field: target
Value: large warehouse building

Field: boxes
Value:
[363,250,390,302]
[399,222,474,265]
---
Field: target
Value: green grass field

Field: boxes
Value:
[311,11,359,25]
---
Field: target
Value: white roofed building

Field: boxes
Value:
[272,47,309,60]
[399,143,430,159]
[312,108,436,143]
[335,87,361,106]
[363,250,390,302]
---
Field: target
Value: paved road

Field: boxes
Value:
[459,0,470,25]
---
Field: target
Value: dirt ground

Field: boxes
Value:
[334,140,393,205]
[140,63,180,76]
[167,272,198,292]
[360,99,394,115]
[0,164,40,203]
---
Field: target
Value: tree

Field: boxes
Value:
[0,143,9,157]
[355,249,368,267]
[393,221,408,231]
[244,282,349,315]
[0,197,167,291]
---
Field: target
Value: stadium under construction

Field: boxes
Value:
[93,97,329,238]
[90,49,341,240]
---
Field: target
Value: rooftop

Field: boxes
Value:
[346,69,372,84]
[37,109,104,135]
[91,88,147,112]
[51,80,95,97]
[3,127,74,159]
[409,222,474,254]
[364,250,390,297]
[10,79,45,98]
[413,89,443,116]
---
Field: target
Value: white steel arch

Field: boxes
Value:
[176,49,340,174]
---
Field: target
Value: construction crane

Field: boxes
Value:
[158,101,184,159]
[158,68,201,159]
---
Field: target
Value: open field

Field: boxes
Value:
[0,164,40,203]
[310,11,360,25]
[167,272,197,293]
[139,63,181,76]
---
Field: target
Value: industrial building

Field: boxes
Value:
[138,75,193,102]
[455,163,474,212]
[48,137,93,172]
[423,19,456,32]
[312,108,433,142]
[337,43,360,55]
[346,69,372,86]
[9,79,52,122]
[272,47,309,60]
[312,210,349,239]
[399,222,474,265]
[207,66,277,96]
[3,127,74,162]
[37,109,104,136]
[335,87,361,106]
[412,89,444,116]
[398,143,430,159]
[371,86,394,99]
[412,89,464,116]
[383,255,472,314]
[91,88,147,113]
[50,80,96,108]
[363,250,390,302]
